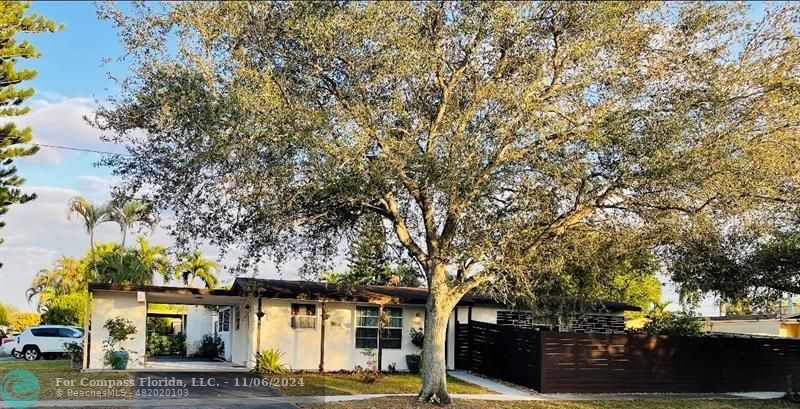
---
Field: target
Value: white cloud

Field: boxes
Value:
[14,96,125,164]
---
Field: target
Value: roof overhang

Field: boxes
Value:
[88,283,242,306]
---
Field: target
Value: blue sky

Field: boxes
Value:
[2,1,759,314]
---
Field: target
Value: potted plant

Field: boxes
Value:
[103,316,137,370]
[406,328,424,373]
[64,342,83,370]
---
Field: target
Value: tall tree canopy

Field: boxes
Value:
[0,2,59,263]
[95,2,800,402]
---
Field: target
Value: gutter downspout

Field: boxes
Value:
[319,301,326,373]
[377,304,383,372]
[256,296,264,354]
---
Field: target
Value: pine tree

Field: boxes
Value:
[0,2,60,261]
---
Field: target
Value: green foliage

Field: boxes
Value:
[41,293,86,326]
[93,238,172,285]
[669,227,800,307]
[410,328,424,350]
[196,333,223,359]
[642,312,704,337]
[63,341,83,362]
[358,348,380,384]
[253,349,287,375]
[0,304,9,326]
[0,2,60,258]
[146,332,186,356]
[27,257,87,310]
[146,317,173,335]
[108,198,158,247]
[9,312,40,332]
[103,316,137,349]
[327,214,422,287]
[175,250,218,289]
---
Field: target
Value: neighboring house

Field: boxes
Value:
[85,278,639,371]
[703,314,800,338]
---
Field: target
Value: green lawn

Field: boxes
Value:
[297,397,796,409]
[272,373,490,396]
[0,358,134,400]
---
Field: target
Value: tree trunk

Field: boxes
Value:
[418,269,458,405]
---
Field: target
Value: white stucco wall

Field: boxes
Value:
[704,319,782,336]
[185,305,215,356]
[470,305,499,324]
[256,299,426,371]
[88,291,147,369]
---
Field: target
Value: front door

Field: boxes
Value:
[217,308,232,361]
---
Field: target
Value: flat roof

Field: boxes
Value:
[87,279,641,312]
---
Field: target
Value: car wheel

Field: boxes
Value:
[22,346,40,361]
[11,350,22,359]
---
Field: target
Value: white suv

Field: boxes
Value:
[11,325,84,361]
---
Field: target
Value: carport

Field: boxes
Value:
[86,283,253,371]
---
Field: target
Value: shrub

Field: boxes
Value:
[359,348,380,383]
[410,328,424,349]
[102,316,137,366]
[642,312,703,337]
[64,342,83,361]
[197,333,224,359]
[147,332,186,356]
[253,349,287,374]
[41,293,86,326]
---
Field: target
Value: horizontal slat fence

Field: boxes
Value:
[457,321,541,389]
[540,331,800,393]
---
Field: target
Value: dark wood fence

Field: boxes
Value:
[541,331,800,393]
[455,321,541,389]
[455,321,800,393]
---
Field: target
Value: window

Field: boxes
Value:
[219,309,230,332]
[356,306,379,348]
[31,328,58,337]
[355,307,403,349]
[291,303,317,329]
[58,328,81,338]
[381,308,403,349]
[235,307,241,331]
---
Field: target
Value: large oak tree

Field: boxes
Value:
[95,2,800,402]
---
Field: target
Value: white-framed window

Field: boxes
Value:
[356,306,379,348]
[291,303,317,329]
[382,307,403,349]
[355,306,403,349]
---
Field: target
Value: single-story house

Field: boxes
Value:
[84,277,639,371]
[703,314,800,338]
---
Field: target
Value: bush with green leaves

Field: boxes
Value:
[147,332,186,356]
[253,349,287,374]
[410,328,424,350]
[642,312,703,337]
[196,333,224,359]
[41,293,86,326]
[102,316,138,365]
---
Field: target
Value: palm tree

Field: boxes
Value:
[175,250,218,289]
[67,196,110,252]
[133,237,172,283]
[27,257,86,311]
[108,199,158,247]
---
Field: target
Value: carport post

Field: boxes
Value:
[256,296,264,354]
[82,291,91,370]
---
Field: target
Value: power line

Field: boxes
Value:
[33,143,129,156]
